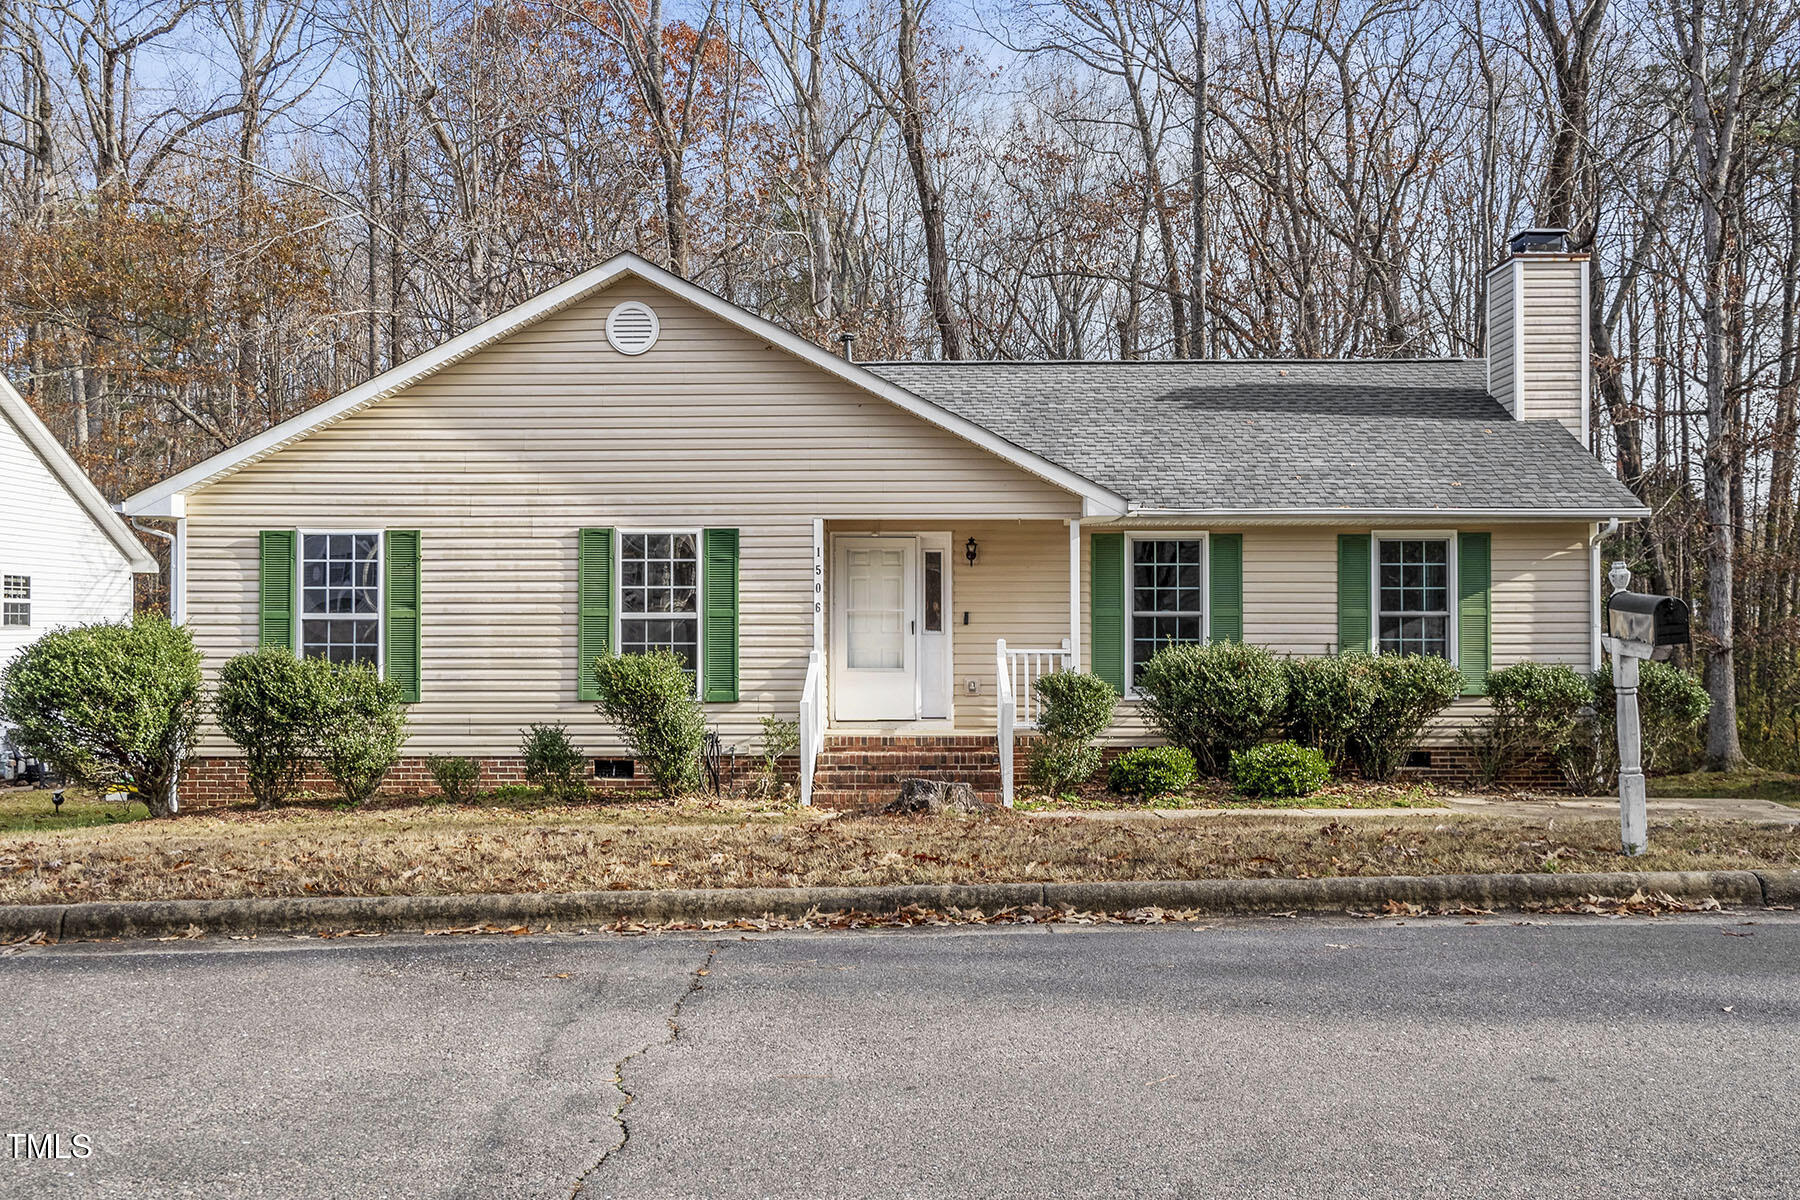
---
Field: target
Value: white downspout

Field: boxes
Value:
[1588,517,1619,673]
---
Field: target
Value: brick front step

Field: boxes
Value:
[810,733,1005,806]
[811,788,1005,811]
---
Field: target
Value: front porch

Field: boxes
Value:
[798,518,1084,807]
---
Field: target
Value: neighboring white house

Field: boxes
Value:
[0,377,159,680]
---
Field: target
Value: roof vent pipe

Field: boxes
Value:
[838,331,856,362]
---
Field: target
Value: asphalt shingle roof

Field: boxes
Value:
[864,359,1644,515]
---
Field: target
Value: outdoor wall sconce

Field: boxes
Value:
[965,537,979,567]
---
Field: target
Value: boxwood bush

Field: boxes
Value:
[1107,745,1197,799]
[1026,671,1118,795]
[1230,740,1331,799]
[592,652,706,798]
[1343,654,1463,782]
[1560,660,1710,791]
[521,722,587,802]
[1458,661,1592,787]
[1282,655,1376,768]
[1135,643,1287,775]
[216,647,330,809]
[0,617,202,817]
[426,755,480,804]
[314,662,407,803]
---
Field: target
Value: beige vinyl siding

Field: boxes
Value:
[827,520,1074,731]
[1485,263,1517,416]
[185,279,1079,755]
[1520,258,1586,439]
[1082,523,1593,745]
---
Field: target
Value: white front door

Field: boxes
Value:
[832,536,918,721]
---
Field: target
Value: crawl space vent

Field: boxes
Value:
[606,301,660,356]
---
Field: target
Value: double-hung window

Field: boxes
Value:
[300,532,381,665]
[1129,536,1206,686]
[1377,537,1452,660]
[1,575,28,627]
[619,532,700,676]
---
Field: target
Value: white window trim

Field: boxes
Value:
[1371,529,1458,666]
[295,527,385,672]
[614,526,704,700]
[1,573,30,628]
[1125,530,1210,697]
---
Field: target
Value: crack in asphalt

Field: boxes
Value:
[569,942,722,1199]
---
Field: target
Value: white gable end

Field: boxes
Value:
[0,384,154,668]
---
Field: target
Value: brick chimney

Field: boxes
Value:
[1485,228,1590,443]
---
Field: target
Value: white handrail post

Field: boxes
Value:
[799,650,823,807]
[996,638,1014,807]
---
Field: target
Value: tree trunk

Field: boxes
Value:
[895,0,964,358]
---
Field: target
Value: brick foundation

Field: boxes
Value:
[178,753,796,808]
[179,736,1567,809]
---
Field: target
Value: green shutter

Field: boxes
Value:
[577,528,613,701]
[379,532,421,705]
[1457,532,1492,696]
[258,530,295,650]
[1090,532,1125,693]
[383,530,422,704]
[1209,533,1243,644]
[1337,533,1373,655]
[701,528,740,703]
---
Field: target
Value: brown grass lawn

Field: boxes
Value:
[1,792,1796,905]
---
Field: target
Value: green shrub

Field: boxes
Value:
[1283,655,1378,767]
[1107,745,1197,799]
[1135,643,1287,775]
[1230,740,1331,798]
[591,652,706,798]
[1563,661,1711,790]
[215,648,330,809]
[0,617,202,817]
[520,722,587,802]
[426,755,480,803]
[314,662,407,804]
[753,715,799,799]
[1027,671,1119,795]
[1458,662,1592,787]
[1635,661,1712,770]
[1344,654,1463,782]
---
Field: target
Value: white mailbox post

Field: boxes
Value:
[1599,560,1692,857]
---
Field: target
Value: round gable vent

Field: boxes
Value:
[606,301,660,356]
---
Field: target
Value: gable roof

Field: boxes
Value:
[866,359,1648,520]
[0,376,158,572]
[120,254,1127,518]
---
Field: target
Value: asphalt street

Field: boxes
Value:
[3,912,1796,1199]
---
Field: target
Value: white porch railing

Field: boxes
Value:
[798,650,825,807]
[1005,638,1074,729]
[996,637,1073,806]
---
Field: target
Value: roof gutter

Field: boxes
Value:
[1097,506,1650,525]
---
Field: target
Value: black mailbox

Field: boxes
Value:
[1606,593,1690,648]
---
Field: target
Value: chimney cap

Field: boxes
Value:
[1508,227,1570,255]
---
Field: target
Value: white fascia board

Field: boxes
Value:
[122,253,1127,518]
[0,376,159,572]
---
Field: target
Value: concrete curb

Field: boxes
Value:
[3,869,1794,942]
